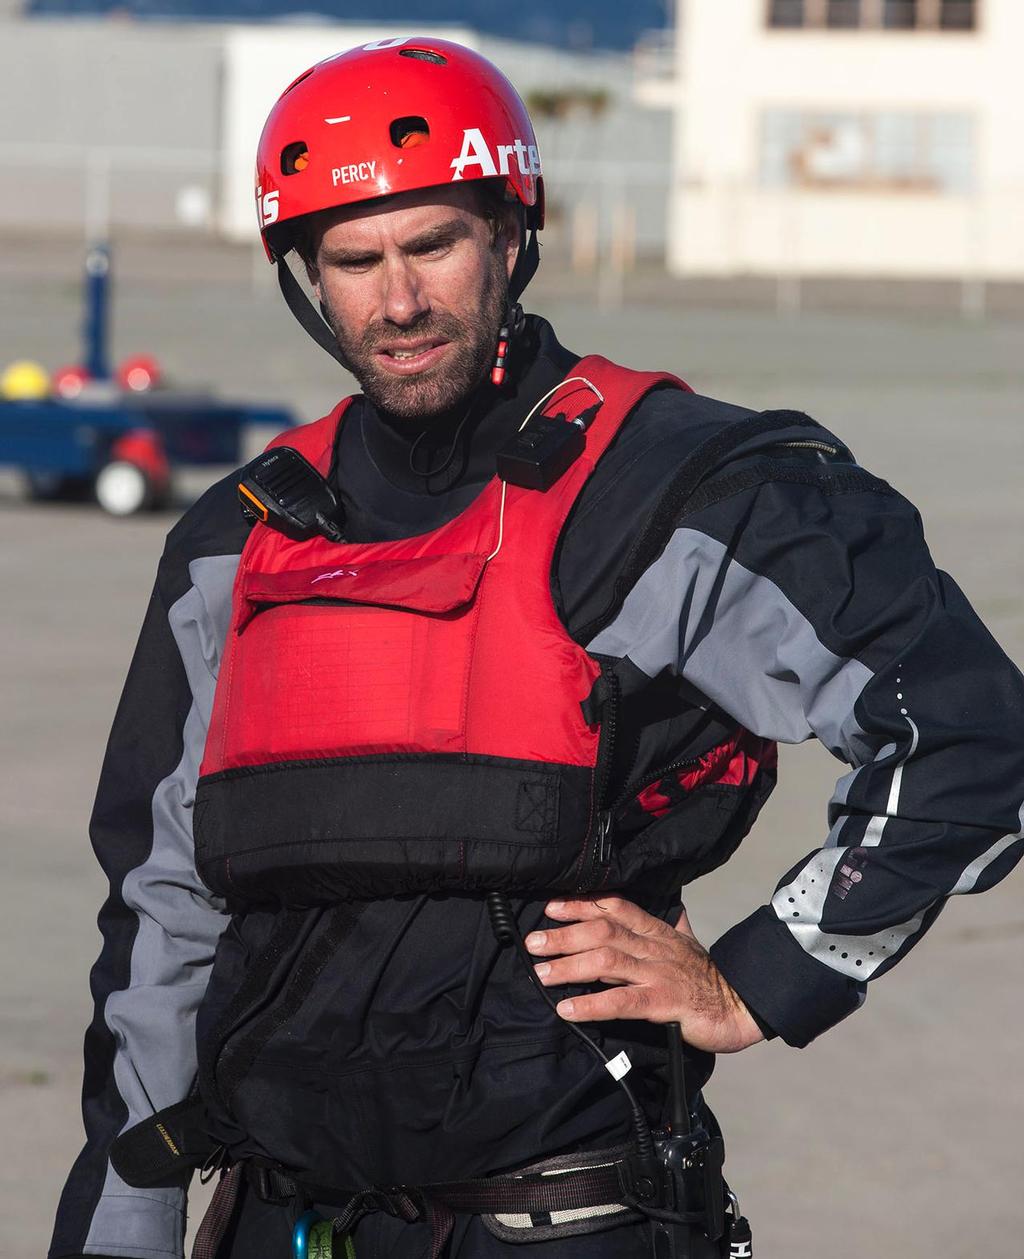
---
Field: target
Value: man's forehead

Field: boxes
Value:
[315,183,486,239]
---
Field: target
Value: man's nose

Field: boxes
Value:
[382,257,429,327]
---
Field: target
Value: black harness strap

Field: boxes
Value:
[246,1156,705,1253]
[252,1159,633,1216]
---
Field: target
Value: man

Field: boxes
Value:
[49,37,1024,1259]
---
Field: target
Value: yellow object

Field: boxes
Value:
[1,359,50,400]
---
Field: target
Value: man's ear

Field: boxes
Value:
[502,210,523,282]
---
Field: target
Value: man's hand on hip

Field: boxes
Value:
[524,896,764,1054]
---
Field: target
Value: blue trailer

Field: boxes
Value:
[0,244,294,515]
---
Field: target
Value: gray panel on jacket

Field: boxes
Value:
[586,528,874,763]
[85,554,239,1255]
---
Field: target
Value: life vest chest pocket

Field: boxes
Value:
[239,551,488,625]
[220,553,490,765]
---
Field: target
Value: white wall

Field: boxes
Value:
[666,0,1024,277]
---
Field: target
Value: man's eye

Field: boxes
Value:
[415,240,453,257]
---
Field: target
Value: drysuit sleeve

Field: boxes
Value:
[49,533,242,1259]
[586,458,1024,1049]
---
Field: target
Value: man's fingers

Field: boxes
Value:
[534,945,641,988]
[525,915,626,958]
[556,985,658,1023]
[525,918,676,963]
[545,897,674,939]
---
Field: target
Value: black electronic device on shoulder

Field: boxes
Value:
[237,447,344,542]
[496,403,600,491]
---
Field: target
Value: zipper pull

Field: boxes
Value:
[597,811,613,865]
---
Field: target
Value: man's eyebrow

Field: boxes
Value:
[401,218,473,253]
[320,242,382,266]
[319,217,473,267]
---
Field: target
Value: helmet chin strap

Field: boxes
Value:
[509,222,540,305]
[275,252,352,370]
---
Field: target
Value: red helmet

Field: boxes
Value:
[255,36,544,261]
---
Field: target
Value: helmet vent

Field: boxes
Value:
[280,142,310,176]
[399,48,447,65]
[389,116,431,149]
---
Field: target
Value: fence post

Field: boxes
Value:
[84,149,112,242]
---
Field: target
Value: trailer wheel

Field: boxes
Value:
[24,472,92,502]
[94,460,153,516]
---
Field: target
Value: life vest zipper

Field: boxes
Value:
[579,672,728,888]
[580,750,708,889]
[608,754,705,818]
[577,665,620,890]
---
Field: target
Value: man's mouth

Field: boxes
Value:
[375,338,449,374]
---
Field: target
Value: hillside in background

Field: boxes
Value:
[25,0,669,50]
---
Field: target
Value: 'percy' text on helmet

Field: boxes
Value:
[254,37,545,369]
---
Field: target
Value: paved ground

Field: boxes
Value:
[1,236,1022,1258]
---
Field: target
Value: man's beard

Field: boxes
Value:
[321,254,508,419]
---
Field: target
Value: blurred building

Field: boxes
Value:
[647,0,1024,279]
[0,15,671,260]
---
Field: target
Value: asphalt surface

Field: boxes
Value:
[1,237,1022,1258]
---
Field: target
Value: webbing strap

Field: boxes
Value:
[191,1164,242,1259]
[425,1164,630,1215]
[256,1160,672,1221]
[311,1164,632,1259]
[248,1157,713,1256]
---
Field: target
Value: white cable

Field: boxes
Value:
[485,375,605,563]
[485,480,509,562]
[514,375,605,433]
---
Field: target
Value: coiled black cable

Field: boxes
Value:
[486,891,655,1166]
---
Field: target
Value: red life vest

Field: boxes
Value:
[194,357,688,905]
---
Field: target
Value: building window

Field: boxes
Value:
[940,0,976,27]
[768,0,806,25]
[883,0,917,27]
[760,110,975,192]
[827,0,861,27]
[767,0,977,27]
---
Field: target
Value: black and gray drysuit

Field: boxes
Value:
[50,317,1024,1259]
